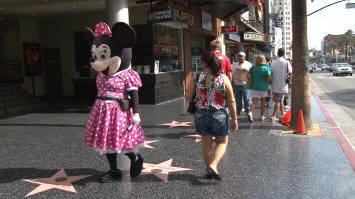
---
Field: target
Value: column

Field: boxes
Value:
[106,0,129,25]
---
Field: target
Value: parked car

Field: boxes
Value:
[321,64,330,71]
[333,63,353,76]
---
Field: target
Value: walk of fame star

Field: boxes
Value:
[144,140,159,148]
[22,169,91,197]
[159,121,192,128]
[181,134,216,142]
[141,159,192,182]
[182,134,202,142]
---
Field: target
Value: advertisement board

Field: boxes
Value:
[23,43,42,77]
[221,26,238,34]
[201,11,212,31]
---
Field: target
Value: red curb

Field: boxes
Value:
[313,93,355,171]
[332,128,355,171]
[313,95,337,127]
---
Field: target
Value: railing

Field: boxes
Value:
[0,60,24,117]
[0,60,23,80]
[0,85,9,117]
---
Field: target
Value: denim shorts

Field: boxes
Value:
[194,109,229,138]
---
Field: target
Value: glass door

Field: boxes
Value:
[190,37,204,74]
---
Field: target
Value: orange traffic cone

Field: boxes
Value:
[294,110,307,135]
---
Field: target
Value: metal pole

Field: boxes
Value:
[308,0,346,16]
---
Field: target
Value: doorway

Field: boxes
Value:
[43,48,63,101]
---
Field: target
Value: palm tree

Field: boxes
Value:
[340,29,354,61]
[290,0,312,130]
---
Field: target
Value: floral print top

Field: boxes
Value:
[193,72,227,110]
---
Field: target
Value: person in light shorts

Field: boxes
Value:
[248,55,272,122]
[272,92,286,102]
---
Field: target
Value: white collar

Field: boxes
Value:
[100,68,130,77]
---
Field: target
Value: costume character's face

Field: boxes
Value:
[85,22,136,75]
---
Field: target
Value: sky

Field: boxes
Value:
[307,0,355,50]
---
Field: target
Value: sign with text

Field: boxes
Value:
[147,1,194,26]
[147,9,173,22]
[221,25,238,34]
[243,32,266,42]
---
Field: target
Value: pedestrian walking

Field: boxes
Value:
[232,52,252,117]
[265,57,272,107]
[210,40,233,82]
[185,52,238,181]
[270,48,293,121]
[248,55,272,122]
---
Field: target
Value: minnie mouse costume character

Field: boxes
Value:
[84,22,145,183]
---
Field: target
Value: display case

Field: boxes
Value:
[132,24,185,104]
[132,24,183,74]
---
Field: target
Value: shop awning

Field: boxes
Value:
[191,0,250,19]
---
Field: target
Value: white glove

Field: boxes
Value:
[133,113,141,125]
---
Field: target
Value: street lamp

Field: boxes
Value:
[308,0,355,17]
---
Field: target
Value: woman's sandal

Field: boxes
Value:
[207,167,222,181]
[205,168,212,179]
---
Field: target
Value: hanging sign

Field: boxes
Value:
[243,32,267,42]
[221,25,238,34]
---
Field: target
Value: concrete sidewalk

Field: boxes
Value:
[0,96,355,198]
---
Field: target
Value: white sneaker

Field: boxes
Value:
[272,117,279,121]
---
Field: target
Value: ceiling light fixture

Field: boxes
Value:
[31,13,36,16]
[0,8,4,10]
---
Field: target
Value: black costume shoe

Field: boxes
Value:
[98,169,122,183]
[205,168,213,179]
[130,154,144,177]
[207,167,222,181]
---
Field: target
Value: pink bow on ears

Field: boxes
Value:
[94,22,112,37]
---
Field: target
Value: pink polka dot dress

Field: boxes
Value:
[85,69,146,154]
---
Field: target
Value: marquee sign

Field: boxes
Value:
[243,32,267,42]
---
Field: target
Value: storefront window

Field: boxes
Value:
[153,24,183,73]
[190,37,204,74]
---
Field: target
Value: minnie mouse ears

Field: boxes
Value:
[84,22,136,48]
[112,22,137,48]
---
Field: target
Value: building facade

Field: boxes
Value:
[322,34,355,63]
[0,0,253,106]
[271,0,292,58]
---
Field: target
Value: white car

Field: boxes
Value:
[333,63,353,76]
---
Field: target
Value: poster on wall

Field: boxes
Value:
[23,43,42,76]
[201,11,212,31]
